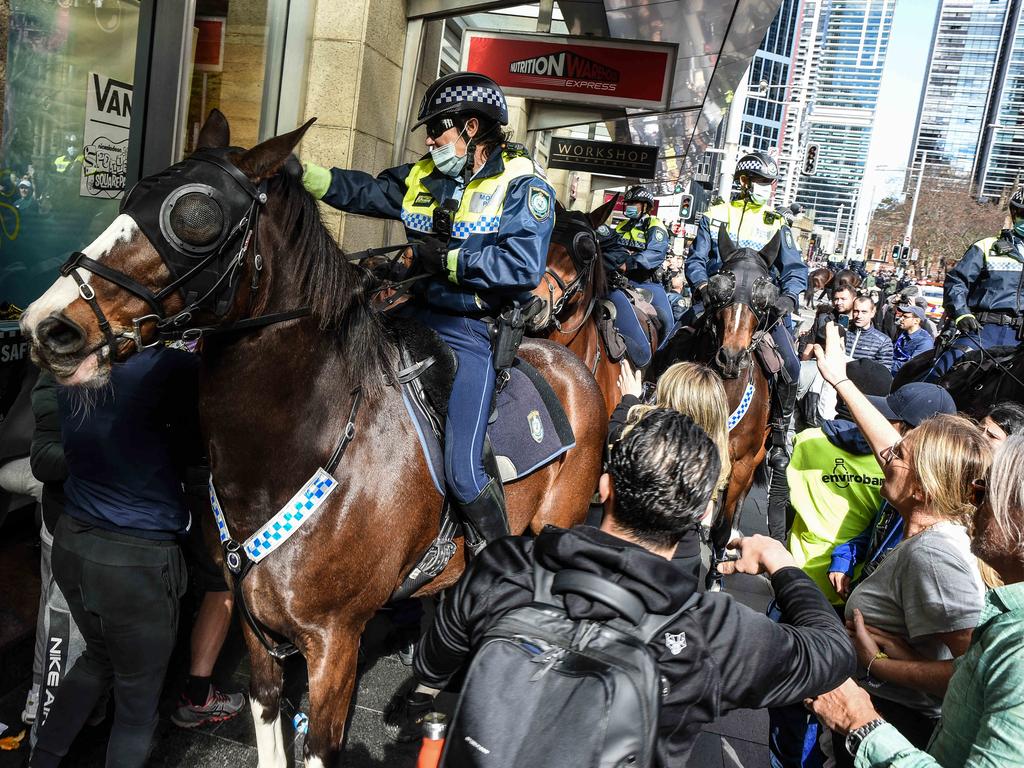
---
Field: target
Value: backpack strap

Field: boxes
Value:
[532,559,557,604]
[635,594,701,644]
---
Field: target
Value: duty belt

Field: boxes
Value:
[976,311,1023,328]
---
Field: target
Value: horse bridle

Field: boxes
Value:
[58,149,311,360]
[537,216,599,333]
[703,261,783,374]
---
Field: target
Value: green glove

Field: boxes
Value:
[301,162,331,199]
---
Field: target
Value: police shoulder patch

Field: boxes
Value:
[783,228,795,250]
[651,228,667,242]
[528,186,551,222]
[596,225,611,236]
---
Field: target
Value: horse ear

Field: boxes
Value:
[555,199,567,220]
[589,194,619,229]
[760,230,782,268]
[235,117,317,182]
[196,109,230,150]
[717,224,737,258]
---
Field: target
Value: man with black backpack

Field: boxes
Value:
[407,409,856,767]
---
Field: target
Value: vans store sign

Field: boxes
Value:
[462,32,675,110]
[549,138,658,179]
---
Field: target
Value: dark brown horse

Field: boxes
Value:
[21,111,606,767]
[529,198,623,416]
[805,267,862,307]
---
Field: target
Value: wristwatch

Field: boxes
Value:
[846,718,886,757]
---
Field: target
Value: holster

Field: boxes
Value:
[490,304,528,372]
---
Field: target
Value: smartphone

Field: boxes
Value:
[837,314,849,329]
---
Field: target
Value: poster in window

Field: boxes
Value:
[80,73,132,200]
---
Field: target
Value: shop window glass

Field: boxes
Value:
[0,0,139,311]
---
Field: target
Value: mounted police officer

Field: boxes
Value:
[926,187,1024,381]
[300,72,555,550]
[685,149,808,469]
[597,185,675,362]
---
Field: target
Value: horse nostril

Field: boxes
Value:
[38,315,86,353]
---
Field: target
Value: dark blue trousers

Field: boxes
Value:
[608,289,653,367]
[926,322,1018,381]
[419,310,495,503]
[635,282,677,350]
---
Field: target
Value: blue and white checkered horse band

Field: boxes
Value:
[209,480,230,544]
[401,210,433,233]
[451,215,501,239]
[244,468,337,562]
[208,468,338,565]
[727,380,756,431]
[435,85,506,110]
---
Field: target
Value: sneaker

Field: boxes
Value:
[383,687,434,743]
[21,683,40,725]
[171,688,246,729]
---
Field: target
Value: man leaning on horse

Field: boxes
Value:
[685,150,808,468]
[301,72,555,551]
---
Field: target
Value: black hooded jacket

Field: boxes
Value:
[415,525,855,766]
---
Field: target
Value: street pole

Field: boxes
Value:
[835,203,844,255]
[904,150,927,248]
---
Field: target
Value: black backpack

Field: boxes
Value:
[440,561,698,768]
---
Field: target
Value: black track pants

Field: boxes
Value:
[30,516,187,768]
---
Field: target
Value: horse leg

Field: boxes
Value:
[302,625,361,768]
[244,626,287,768]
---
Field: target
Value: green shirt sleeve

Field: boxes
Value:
[856,723,940,768]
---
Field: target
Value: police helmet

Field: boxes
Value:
[733,150,779,183]
[412,72,509,131]
[1010,186,1024,215]
[623,186,655,206]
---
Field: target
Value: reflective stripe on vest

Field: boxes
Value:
[615,215,664,249]
[704,201,781,250]
[400,154,538,238]
[980,237,1024,273]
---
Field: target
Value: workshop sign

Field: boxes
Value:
[550,138,659,179]
[462,32,675,110]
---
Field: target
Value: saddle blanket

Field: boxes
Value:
[402,359,576,495]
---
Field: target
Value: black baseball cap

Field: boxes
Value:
[866,382,956,427]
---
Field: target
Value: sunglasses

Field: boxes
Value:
[425,118,455,140]
[971,478,987,508]
[880,441,905,466]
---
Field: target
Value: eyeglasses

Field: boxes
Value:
[971,478,987,508]
[425,118,455,140]
[880,441,905,466]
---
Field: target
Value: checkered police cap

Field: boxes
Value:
[733,151,778,182]
[1011,185,1024,212]
[413,72,509,131]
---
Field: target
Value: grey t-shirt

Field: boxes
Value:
[845,522,984,715]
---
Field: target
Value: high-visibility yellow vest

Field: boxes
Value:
[614,215,665,249]
[703,200,783,250]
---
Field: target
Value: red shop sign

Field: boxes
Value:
[461,32,676,111]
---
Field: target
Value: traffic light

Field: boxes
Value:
[891,244,900,262]
[802,143,820,176]
[901,246,910,261]
[674,182,684,194]
[679,194,694,220]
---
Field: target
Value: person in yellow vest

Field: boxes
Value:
[925,186,1024,381]
[53,140,84,175]
[685,150,808,470]
[597,186,674,365]
[300,72,555,550]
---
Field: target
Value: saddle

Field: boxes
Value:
[387,318,575,601]
[597,282,660,367]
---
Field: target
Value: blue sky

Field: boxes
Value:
[863,0,942,202]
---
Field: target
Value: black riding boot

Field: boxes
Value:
[460,477,509,555]
[768,374,798,471]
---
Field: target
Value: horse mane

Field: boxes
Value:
[264,168,396,390]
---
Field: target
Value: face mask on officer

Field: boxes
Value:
[1013,213,1024,238]
[624,204,641,219]
[430,126,469,178]
[749,181,773,206]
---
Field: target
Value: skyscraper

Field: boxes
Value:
[794,0,897,245]
[910,0,1024,201]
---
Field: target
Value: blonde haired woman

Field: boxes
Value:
[813,323,993,763]
[609,360,731,587]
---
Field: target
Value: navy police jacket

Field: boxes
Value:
[686,199,807,303]
[601,214,670,281]
[944,230,1024,321]
[319,146,555,315]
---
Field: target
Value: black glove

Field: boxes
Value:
[697,282,709,305]
[774,295,796,316]
[956,314,981,335]
[415,236,447,276]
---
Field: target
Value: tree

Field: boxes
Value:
[865,170,1007,280]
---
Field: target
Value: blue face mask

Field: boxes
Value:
[1013,215,1024,238]
[624,205,640,219]
[430,128,468,178]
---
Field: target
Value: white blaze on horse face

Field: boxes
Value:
[250,697,287,768]
[305,758,325,768]
[21,214,139,337]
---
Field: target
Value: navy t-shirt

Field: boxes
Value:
[60,346,202,539]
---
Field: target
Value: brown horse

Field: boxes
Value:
[529,198,623,416]
[662,227,781,587]
[805,267,862,307]
[20,111,606,767]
